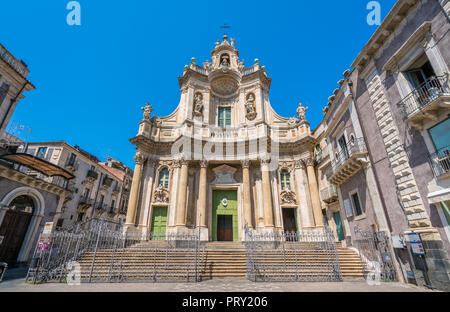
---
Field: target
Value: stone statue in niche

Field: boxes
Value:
[193,93,203,117]
[297,102,308,121]
[141,102,153,121]
[154,184,169,203]
[245,93,257,121]
[280,188,297,205]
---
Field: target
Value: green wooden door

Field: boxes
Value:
[151,206,167,240]
[212,190,238,242]
[333,212,345,241]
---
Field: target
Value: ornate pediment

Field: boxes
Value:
[212,165,237,184]
[153,184,169,204]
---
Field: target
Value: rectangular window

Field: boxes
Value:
[351,193,363,216]
[68,153,76,166]
[218,107,231,128]
[428,118,450,154]
[111,200,116,209]
[36,147,47,159]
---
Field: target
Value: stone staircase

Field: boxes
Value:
[74,241,364,282]
[201,242,365,280]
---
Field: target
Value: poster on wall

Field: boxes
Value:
[37,222,54,252]
[344,199,353,217]
[408,232,425,255]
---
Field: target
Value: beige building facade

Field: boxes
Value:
[126,36,324,241]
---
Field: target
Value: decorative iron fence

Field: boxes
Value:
[398,74,449,120]
[353,225,396,282]
[429,145,450,177]
[244,225,342,282]
[26,219,203,283]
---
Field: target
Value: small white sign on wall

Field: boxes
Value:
[344,199,353,217]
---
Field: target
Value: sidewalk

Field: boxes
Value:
[0,269,432,292]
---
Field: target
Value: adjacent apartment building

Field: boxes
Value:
[20,142,133,230]
[315,0,449,290]
[0,43,74,266]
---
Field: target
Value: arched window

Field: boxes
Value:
[159,168,170,188]
[280,169,291,190]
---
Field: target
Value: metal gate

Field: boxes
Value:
[244,224,342,282]
[26,219,203,283]
[354,225,396,282]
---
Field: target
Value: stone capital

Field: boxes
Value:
[200,160,209,168]
[304,157,314,167]
[294,159,306,170]
[241,159,250,169]
[134,153,146,165]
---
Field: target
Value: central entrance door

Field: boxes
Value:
[212,190,238,242]
[282,208,298,233]
[217,215,233,241]
[151,206,167,240]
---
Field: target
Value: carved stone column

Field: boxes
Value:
[294,160,315,228]
[175,157,189,227]
[197,160,208,228]
[126,152,146,227]
[260,157,274,227]
[241,160,253,228]
[305,157,324,227]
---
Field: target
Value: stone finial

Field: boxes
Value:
[141,102,153,121]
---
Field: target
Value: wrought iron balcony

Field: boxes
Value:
[64,159,79,172]
[102,177,113,188]
[320,184,338,204]
[78,198,93,211]
[0,43,30,78]
[329,138,368,185]
[429,146,450,178]
[86,169,98,181]
[95,202,107,211]
[398,75,450,128]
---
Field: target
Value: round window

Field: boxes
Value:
[222,198,228,207]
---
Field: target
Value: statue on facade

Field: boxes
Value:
[154,184,169,203]
[297,102,308,121]
[280,188,297,205]
[245,93,257,120]
[141,102,153,121]
[193,93,204,117]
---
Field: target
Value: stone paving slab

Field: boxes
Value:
[0,277,433,292]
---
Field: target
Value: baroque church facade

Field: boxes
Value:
[125,36,325,241]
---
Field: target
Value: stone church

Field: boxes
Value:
[125,36,324,241]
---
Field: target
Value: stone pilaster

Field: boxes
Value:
[241,160,253,228]
[175,157,189,227]
[294,159,315,228]
[260,156,274,227]
[197,160,208,228]
[125,152,146,227]
[305,157,324,227]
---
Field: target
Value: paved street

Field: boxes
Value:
[0,269,433,292]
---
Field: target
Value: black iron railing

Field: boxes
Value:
[332,138,367,172]
[86,170,98,180]
[398,75,449,120]
[429,145,450,177]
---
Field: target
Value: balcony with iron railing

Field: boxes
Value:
[429,145,450,178]
[320,184,338,204]
[329,138,368,185]
[64,159,79,172]
[398,75,450,129]
[86,169,98,181]
[0,43,30,78]
[78,198,93,211]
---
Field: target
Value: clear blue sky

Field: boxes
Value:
[1,0,396,168]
